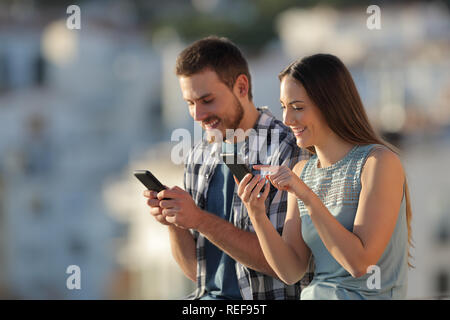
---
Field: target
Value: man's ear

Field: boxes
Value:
[233,74,249,98]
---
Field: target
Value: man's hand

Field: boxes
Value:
[157,186,204,230]
[143,190,172,226]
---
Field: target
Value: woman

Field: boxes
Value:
[236,54,413,299]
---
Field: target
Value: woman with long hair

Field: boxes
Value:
[236,54,413,299]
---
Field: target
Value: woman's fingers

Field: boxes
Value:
[261,179,270,199]
[267,166,294,190]
[267,175,276,188]
[276,178,289,190]
[252,165,279,173]
[270,171,290,185]
[237,173,253,196]
[250,177,268,200]
[242,175,261,201]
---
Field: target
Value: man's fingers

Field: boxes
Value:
[149,207,163,217]
[159,199,177,209]
[157,187,181,200]
[147,198,160,208]
[159,189,178,200]
[143,190,158,198]
[165,215,176,224]
[153,213,172,226]
[162,208,178,217]
[165,215,185,228]
[165,214,186,229]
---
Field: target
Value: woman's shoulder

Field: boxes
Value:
[361,144,404,181]
[364,144,402,165]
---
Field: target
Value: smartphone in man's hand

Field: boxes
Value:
[134,170,166,193]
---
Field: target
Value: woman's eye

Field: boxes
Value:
[280,105,302,111]
[203,99,213,104]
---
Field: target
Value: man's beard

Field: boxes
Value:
[206,94,244,143]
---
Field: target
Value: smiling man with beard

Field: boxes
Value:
[179,67,247,143]
[143,36,312,300]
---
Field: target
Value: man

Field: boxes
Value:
[144,36,312,300]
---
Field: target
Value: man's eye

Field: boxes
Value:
[203,99,213,104]
[293,106,304,111]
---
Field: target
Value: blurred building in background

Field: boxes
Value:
[0,0,171,299]
[0,0,449,299]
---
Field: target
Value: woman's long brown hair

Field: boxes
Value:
[279,54,414,268]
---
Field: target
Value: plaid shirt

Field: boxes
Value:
[183,107,313,300]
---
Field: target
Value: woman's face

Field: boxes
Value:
[280,75,331,148]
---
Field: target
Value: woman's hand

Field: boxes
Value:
[235,174,270,219]
[253,164,312,201]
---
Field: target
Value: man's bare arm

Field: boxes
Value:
[168,225,197,282]
[195,210,279,278]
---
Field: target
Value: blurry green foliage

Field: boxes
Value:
[8,0,448,52]
[144,0,448,53]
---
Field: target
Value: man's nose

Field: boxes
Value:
[192,104,208,122]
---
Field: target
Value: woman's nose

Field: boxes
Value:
[283,108,296,126]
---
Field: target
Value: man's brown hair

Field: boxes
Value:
[175,36,253,100]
